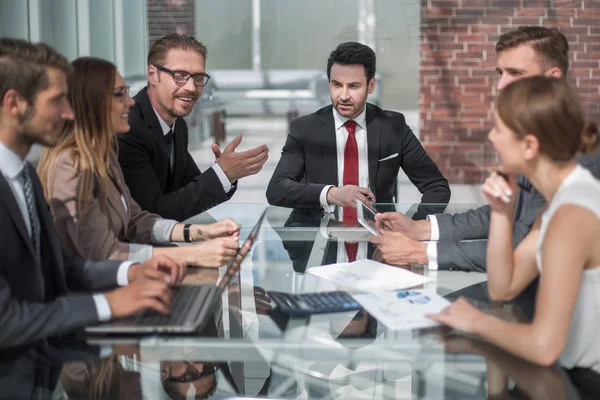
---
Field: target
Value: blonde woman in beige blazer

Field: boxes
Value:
[38,57,240,267]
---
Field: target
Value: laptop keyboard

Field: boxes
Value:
[135,285,212,326]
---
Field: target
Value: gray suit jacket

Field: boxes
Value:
[46,149,160,261]
[0,163,122,349]
[435,152,600,271]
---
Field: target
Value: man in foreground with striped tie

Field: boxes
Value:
[0,38,185,351]
[267,41,450,263]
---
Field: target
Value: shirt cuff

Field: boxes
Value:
[320,185,334,213]
[117,261,136,286]
[151,219,177,243]
[127,244,154,263]
[426,241,438,270]
[212,163,232,192]
[92,294,112,322]
[427,215,440,241]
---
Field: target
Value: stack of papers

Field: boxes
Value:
[306,259,433,292]
[352,290,450,330]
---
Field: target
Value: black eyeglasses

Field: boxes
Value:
[153,64,210,87]
[165,362,220,383]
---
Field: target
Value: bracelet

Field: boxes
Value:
[183,224,193,243]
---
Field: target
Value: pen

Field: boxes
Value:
[490,169,531,193]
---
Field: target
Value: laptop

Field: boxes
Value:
[85,209,267,334]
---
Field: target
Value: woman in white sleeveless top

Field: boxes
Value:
[429,76,600,372]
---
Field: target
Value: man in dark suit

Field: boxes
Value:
[0,38,184,350]
[267,42,450,215]
[118,34,269,221]
[371,27,600,274]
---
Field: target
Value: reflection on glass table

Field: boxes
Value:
[36,304,583,400]
[183,203,478,241]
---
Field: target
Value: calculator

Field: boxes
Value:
[267,290,361,317]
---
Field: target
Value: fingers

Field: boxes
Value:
[211,143,222,158]
[157,254,186,284]
[483,173,513,203]
[223,134,243,153]
[140,281,172,308]
[141,298,170,315]
[357,187,376,202]
[143,267,172,284]
[236,144,269,159]
[369,235,382,244]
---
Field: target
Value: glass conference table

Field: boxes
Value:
[4,204,586,399]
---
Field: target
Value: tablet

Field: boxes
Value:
[356,201,394,236]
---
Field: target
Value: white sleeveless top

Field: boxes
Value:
[536,165,600,373]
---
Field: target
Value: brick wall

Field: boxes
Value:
[420,0,600,183]
[147,0,195,47]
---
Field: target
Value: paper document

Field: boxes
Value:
[353,289,450,330]
[306,259,433,292]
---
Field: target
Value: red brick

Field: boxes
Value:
[583,0,600,7]
[485,17,514,25]
[489,0,521,7]
[550,8,577,17]
[514,8,547,17]
[424,6,455,16]
[440,25,471,34]
[541,17,571,27]
[455,8,487,17]
[573,18,599,26]
[554,0,583,7]
[436,42,467,50]
[512,17,544,25]
[569,68,593,77]
[575,51,600,60]
[586,43,600,51]
[462,85,491,94]
[430,0,461,6]
[470,25,500,34]
[457,77,489,85]
[449,60,486,67]
[456,33,488,42]
[576,78,600,86]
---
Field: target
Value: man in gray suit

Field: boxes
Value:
[0,38,185,350]
[371,26,600,272]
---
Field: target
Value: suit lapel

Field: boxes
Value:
[0,173,35,258]
[365,104,381,199]
[135,87,174,189]
[136,87,165,142]
[30,164,60,266]
[319,106,338,185]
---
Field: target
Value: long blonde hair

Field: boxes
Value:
[38,57,117,214]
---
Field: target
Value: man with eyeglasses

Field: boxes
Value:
[118,34,269,220]
[160,361,220,399]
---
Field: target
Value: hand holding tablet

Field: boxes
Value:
[356,200,395,236]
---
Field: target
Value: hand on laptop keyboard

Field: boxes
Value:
[105,280,173,318]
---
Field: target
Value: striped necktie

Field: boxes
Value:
[19,166,41,265]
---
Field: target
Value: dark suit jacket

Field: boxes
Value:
[0,163,122,350]
[435,152,600,272]
[266,104,450,210]
[117,87,235,221]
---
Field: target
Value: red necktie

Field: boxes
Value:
[343,120,358,262]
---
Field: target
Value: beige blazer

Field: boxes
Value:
[46,149,160,261]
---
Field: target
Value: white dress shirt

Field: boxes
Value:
[317,106,369,261]
[319,106,369,214]
[153,108,233,192]
[425,215,440,270]
[0,142,132,321]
